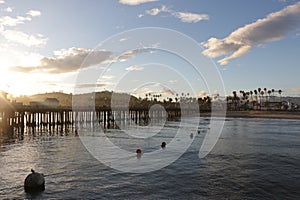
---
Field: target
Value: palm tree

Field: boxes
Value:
[260,91,264,109]
[267,90,271,101]
[249,90,254,109]
[264,88,267,102]
[258,88,261,104]
[254,90,258,110]
[278,89,282,102]
[233,91,238,110]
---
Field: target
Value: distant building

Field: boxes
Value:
[44,98,60,108]
[29,101,42,108]
[11,101,23,109]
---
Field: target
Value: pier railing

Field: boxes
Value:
[0,104,203,129]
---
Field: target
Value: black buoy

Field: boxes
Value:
[24,169,45,193]
[161,142,166,149]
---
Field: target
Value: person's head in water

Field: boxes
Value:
[136,149,142,154]
[161,142,166,149]
[136,149,142,159]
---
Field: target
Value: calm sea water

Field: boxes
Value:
[1,117,300,199]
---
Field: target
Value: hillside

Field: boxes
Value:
[15,91,139,107]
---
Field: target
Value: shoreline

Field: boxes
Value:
[200,110,300,120]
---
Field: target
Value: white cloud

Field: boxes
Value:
[126,65,144,71]
[146,8,161,16]
[144,5,208,23]
[119,38,128,42]
[10,47,114,74]
[198,90,207,98]
[27,10,41,17]
[119,0,157,6]
[168,80,178,84]
[291,87,300,92]
[0,10,40,28]
[173,12,209,23]
[145,5,168,16]
[10,46,153,74]
[4,7,13,12]
[0,0,5,4]
[160,88,175,96]
[2,30,47,47]
[0,15,31,27]
[101,75,115,80]
[202,1,300,65]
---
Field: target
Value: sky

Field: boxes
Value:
[0,0,300,98]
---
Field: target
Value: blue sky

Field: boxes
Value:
[0,0,300,98]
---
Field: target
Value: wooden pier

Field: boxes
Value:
[0,104,199,131]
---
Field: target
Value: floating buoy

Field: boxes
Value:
[161,142,166,149]
[24,169,45,193]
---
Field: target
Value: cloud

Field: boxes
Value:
[2,30,47,47]
[202,1,300,65]
[119,0,157,6]
[116,48,155,62]
[146,8,161,16]
[168,80,178,84]
[0,9,41,27]
[0,9,45,48]
[173,12,209,23]
[76,83,107,89]
[4,7,13,12]
[160,88,175,96]
[291,87,300,92]
[101,75,115,80]
[9,46,152,74]
[126,65,144,71]
[198,90,207,98]
[145,5,169,16]
[27,10,41,17]
[0,15,31,27]
[10,47,114,74]
[144,5,209,23]
[0,0,4,4]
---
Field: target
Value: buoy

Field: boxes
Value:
[24,169,45,193]
[161,142,166,149]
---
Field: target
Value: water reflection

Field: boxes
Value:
[1,118,300,199]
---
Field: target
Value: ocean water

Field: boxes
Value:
[1,117,300,199]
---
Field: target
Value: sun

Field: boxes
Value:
[0,46,43,96]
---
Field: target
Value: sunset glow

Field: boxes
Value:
[0,0,299,97]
